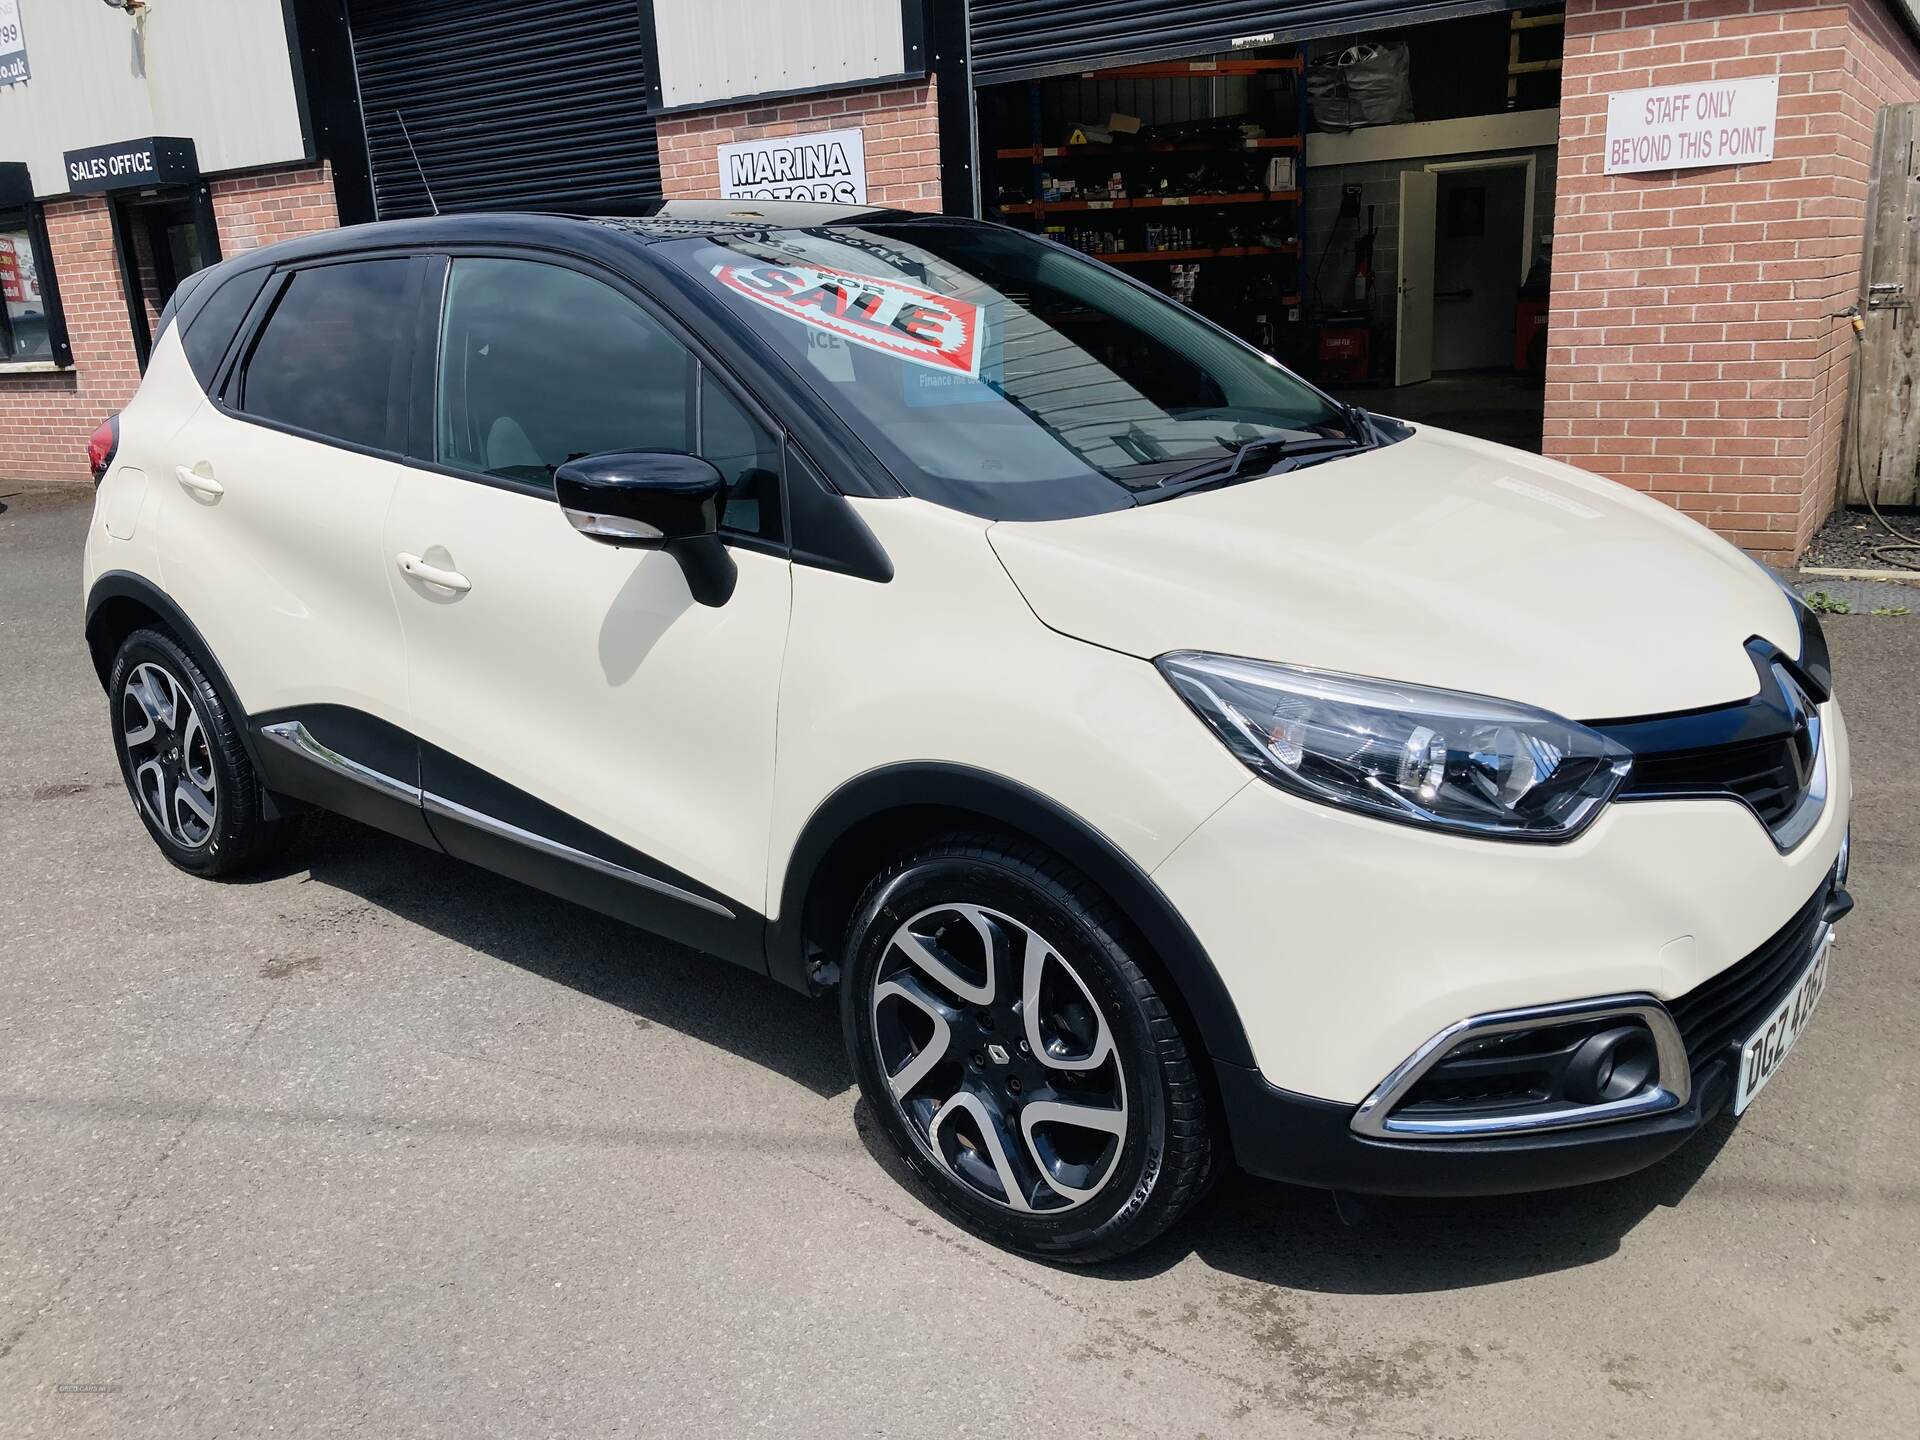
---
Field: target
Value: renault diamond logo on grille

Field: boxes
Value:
[1771,662,1817,789]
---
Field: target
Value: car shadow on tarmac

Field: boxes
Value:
[1136,1118,1735,1292]
[275,810,1734,1294]
[258,811,853,1100]
[860,1101,1738,1294]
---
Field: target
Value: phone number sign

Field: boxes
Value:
[1605,76,1777,175]
[0,0,29,87]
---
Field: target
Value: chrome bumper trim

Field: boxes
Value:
[1351,994,1691,1141]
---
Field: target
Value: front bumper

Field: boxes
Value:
[1216,864,1851,1196]
[1215,1056,1730,1197]
[1151,698,1851,1103]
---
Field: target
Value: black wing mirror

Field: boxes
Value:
[555,451,737,607]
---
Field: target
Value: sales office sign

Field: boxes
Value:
[63,137,200,195]
[1605,75,1777,175]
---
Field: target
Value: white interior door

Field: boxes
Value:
[1396,169,1438,387]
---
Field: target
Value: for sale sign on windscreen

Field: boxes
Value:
[711,261,984,377]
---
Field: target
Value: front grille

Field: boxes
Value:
[1595,630,1826,846]
[1625,735,1807,829]
[1668,875,1830,1075]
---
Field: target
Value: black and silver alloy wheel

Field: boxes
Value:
[107,628,286,878]
[845,835,1215,1262]
[120,661,219,848]
[872,903,1129,1213]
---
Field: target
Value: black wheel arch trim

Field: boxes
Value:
[769,762,1256,1068]
[86,571,269,778]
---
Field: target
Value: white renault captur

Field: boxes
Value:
[83,202,1851,1261]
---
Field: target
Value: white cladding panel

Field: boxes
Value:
[654,0,909,109]
[0,0,307,198]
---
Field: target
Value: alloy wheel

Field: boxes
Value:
[120,662,218,848]
[869,902,1128,1213]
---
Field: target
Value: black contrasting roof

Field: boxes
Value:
[195,202,931,277]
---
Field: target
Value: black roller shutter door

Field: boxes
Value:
[971,0,1526,85]
[347,0,659,219]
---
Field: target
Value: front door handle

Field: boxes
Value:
[174,464,224,499]
[396,552,472,593]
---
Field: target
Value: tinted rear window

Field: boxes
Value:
[239,260,412,450]
[181,268,269,390]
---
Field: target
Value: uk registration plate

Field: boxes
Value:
[1733,933,1833,1116]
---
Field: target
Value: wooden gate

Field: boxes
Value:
[1845,103,1920,506]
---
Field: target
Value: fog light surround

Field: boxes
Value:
[1352,996,1690,1141]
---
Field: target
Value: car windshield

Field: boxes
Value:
[660,220,1358,519]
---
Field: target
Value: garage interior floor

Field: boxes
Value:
[1332,370,1546,453]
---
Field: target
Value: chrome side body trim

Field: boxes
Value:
[260,719,420,804]
[1351,994,1692,1141]
[420,790,735,920]
[259,720,734,921]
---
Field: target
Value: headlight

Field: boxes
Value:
[1157,652,1633,841]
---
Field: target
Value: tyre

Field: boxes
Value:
[107,628,284,877]
[842,834,1214,1262]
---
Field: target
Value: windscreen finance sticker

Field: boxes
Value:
[711,262,983,377]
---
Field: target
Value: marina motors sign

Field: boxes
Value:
[719,126,867,203]
[1605,76,1777,175]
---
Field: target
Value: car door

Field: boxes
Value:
[382,253,792,965]
[155,252,437,846]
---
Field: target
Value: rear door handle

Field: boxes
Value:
[174,464,224,498]
[395,552,472,593]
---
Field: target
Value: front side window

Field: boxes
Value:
[435,256,779,539]
[662,220,1356,519]
[239,259,413,450]
[699,370,781,540]
[0,213,54,363]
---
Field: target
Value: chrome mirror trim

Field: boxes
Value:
[563,507,664,545]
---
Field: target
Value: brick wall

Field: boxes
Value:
[0,164,339,484]
[1547,0,1920,563]
[655,77,941,211]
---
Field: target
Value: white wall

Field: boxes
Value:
[0,0,307,198]
[654,0,910,110]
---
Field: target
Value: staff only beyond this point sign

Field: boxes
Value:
[1605,75,1777,175]
[719,127,867,204]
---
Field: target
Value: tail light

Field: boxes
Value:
[87,416,120,485]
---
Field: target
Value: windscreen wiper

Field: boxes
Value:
[1146,432,1367,496]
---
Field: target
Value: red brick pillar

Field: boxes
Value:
[1546,0,1920,563]
[0,163,341,484]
